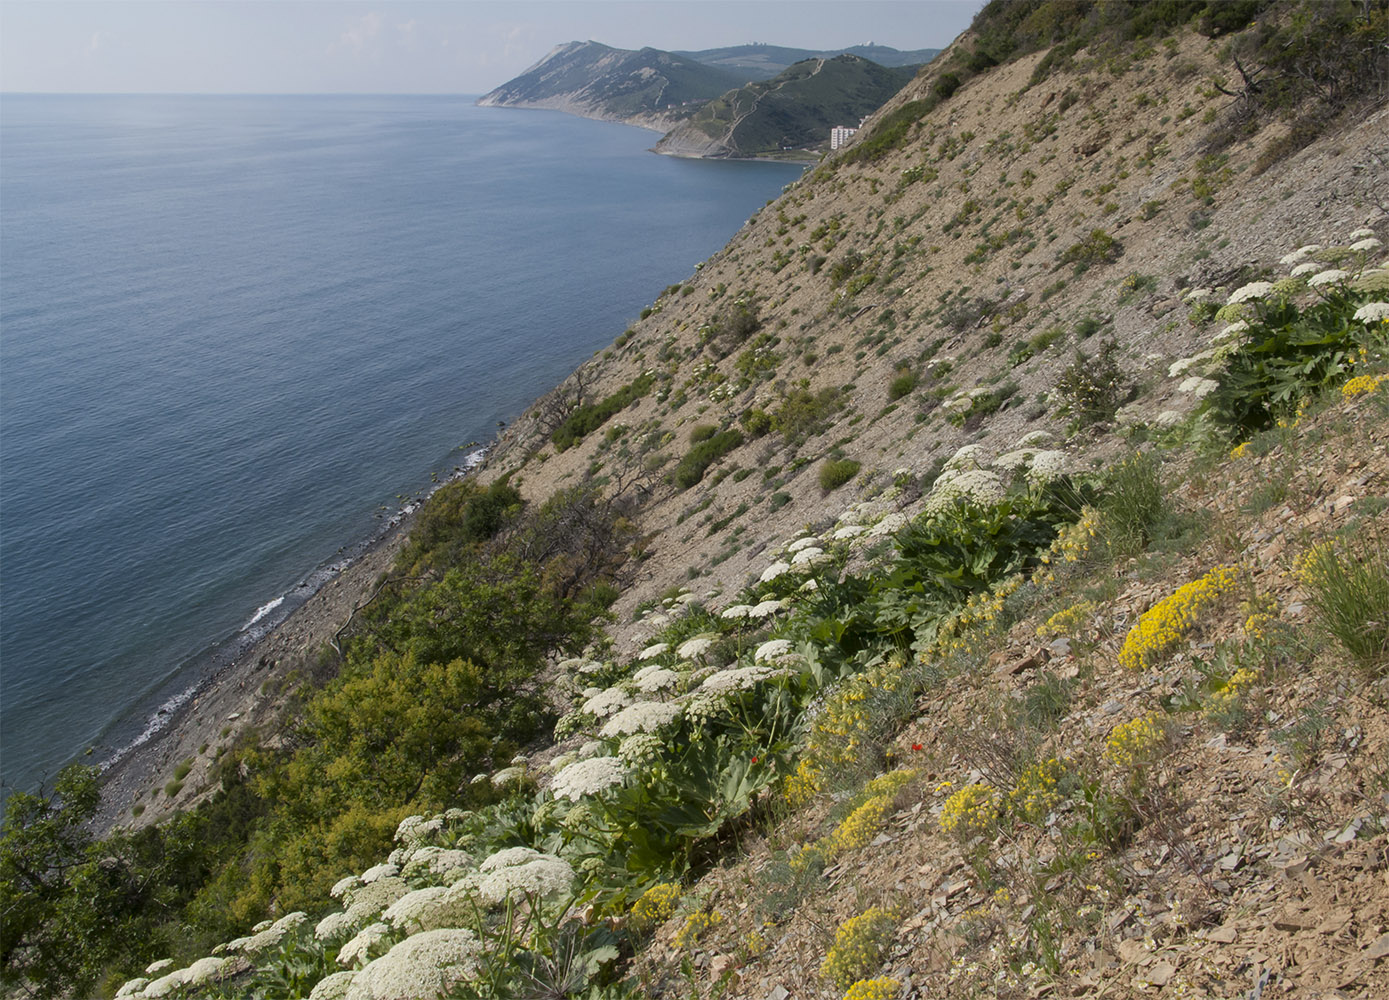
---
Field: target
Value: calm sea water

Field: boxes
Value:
[0,94,802,799]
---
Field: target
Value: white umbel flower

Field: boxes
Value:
[580,687,631,718]
[338,922,391,970]
[479,847,542,872]
[316,911,358,942]
[719,604,753,620]
[1227,281,1274,304]
[699,663,791,693]
[1308,269,1350,287]
[749,599,785,618]
[309,971,357,1000]
[1350,237,1382,252]
[1348,228,1376,240]
[676,635,716,659]
[753,638,795,662]
[1027,450,1068,482]
[790,547,825,566]
[1177,376,1220,397]
[786,536,821,552]
[869,512,908,536]
[638,642,669,660]
[600,700,681,737]
[1280,245,1321,265]
[1353,301,1389,323]
[361,864,400,884]
[832,524,866,540]
[550,756,627,800]
[759,561,791,583]
[344,928,482,1000]
[633,665,680,693]
[1289,262,1320,277]
[477,857,576,904]
[383,886,469,935]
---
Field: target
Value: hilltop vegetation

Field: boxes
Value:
[654,56,916,158]
[5,1,1389,998]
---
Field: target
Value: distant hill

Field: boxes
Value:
[475,40,745,131]
[678,42,940,79]
[654,54,916,158]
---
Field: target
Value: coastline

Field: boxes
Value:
[92,449,488,837]
[91,513,413,836]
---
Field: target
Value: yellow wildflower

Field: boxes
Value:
[629,882,681,929]
[1105,713,1167,771]
[843,978,900,1000]
[1009,758,1068,822]
[1342,373,1386,398]
[822,908,897,989]
[673,908,723,950]
[940,783,1001,839]
[1118,565,1240,670]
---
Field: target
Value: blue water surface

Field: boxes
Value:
[0,94,803,797]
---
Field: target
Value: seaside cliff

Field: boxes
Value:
[7,3,1389,997]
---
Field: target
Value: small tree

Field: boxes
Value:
[1053,339,1129,426]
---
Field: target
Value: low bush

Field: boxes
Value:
[673,430,745,489]
[819,458,861,491]
[552,375,654,451]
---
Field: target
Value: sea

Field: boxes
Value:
[0,94,804,802]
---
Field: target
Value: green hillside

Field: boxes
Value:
[676,42,940,80]
[476,41,744,127]
[656,54,917,157]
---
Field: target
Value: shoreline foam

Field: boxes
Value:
[92,448,488,836]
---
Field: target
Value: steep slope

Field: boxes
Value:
[475,40,744,132]
[654,54,916,158]
[28,2,1389,998]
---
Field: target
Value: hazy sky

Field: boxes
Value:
[1,1,983,95]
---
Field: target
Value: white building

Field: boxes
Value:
[830,125,858,150]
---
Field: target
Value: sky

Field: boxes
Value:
[0,1,984,95]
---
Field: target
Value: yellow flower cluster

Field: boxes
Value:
[1008,758,1068,822]
[1041,506,1101,566]
[843,977,901,1000]
[1293,541,1335,588]
[1105,713,1167,771]
[784,756,823,808]
[673,908,723,950]
[1207,667,1257,714]
[1341,373,1386,397]
[1037,601,1097,638]
[939,782,1001,839]
[794,769,918,870]
[629,882,681,929]
[930,573,1026,658]
[821,907,897,989]
[1229,441,1250,459]
[740,928,768,959]
[809,661,905,767]
[1118,564,1240,670]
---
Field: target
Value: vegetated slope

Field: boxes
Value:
[11,2,1389,998]
[675,43,941,81]
[654,55,917,158]
[475,40,745,131]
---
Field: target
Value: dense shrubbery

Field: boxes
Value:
[551,374,654,452]
[672,429,744,488]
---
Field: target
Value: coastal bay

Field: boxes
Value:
[0,94,803,806]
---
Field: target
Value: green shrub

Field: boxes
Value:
[1053,339,1128,426]
[741,408,773,437]
[673,430,745,489]
[887,370,919,401]
[769,491,792,511]
[552,374,654,451]
[1099,451,1166,557]
[1060,229,1122,270]
[819,458,862,491]
[689,423,718,444]
[1297,537,1389,676]
[172,758,194,782]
